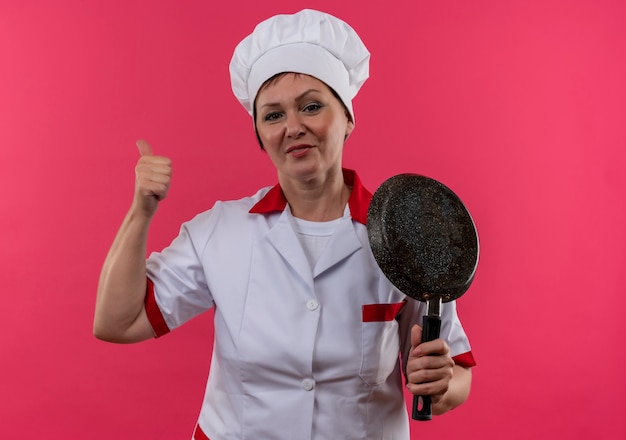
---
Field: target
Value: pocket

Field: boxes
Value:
[359,302,405,385]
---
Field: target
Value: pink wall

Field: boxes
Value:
[1,0,624,438]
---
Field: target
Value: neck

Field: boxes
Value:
[279,168,350,222]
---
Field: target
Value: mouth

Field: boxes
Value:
[286,144,314,157]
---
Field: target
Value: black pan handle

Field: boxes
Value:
[412,314,441,421]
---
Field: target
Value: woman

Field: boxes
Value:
[94,9,475,439]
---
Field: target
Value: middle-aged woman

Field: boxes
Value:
[94,9,476,440]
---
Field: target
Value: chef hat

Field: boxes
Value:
[229,9,370,123]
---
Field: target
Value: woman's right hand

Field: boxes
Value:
[133,140,172,218]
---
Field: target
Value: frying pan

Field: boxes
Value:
[367,173,479,421]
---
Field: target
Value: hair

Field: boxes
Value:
[252,72,352,150]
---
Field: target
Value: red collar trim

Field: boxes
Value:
[249,169,372,225]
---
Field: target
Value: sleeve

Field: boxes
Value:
[397,298,476,375]
[144,210,215,336]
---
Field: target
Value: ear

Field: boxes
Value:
[344,119,355,141]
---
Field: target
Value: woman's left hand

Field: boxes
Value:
[405,324,455,406]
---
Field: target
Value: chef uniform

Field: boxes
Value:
[144,10,476,440]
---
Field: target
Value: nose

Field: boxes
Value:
[285,112,305,138]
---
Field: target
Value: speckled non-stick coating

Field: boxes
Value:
[367,174,479,302]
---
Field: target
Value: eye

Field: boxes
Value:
[302,102,323,113]
[263,111,283,122]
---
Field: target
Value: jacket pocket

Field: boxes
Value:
[359,302,405,385]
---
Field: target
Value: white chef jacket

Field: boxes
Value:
[144,169,476,440]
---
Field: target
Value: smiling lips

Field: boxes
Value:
[286,144,314,158]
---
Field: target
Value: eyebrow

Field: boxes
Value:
[258,88,322,111]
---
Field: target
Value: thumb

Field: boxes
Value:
[136,139,153,156]
[410,324,423,351]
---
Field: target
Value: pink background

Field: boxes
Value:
[1,0,625,438]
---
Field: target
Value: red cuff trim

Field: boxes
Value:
[453,351,477,368]
[144,278,170,337]
[194,424,210,440]
[362,301,406,322]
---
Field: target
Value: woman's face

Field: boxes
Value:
[254,73,354,183]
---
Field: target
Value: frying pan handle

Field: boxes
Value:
[412,314,442,421]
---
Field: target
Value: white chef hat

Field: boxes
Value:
[229,9,370,123]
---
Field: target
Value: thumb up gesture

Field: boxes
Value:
[133,140,172,218]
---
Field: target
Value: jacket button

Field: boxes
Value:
[306,300,319,311]
[301,379,315,391]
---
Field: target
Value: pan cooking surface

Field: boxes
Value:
[367,174,479,302]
